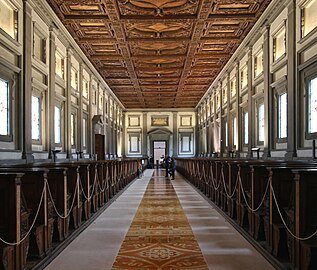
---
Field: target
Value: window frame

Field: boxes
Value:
[128,133,140,153]
[31,92,42,144]
[275,87,288,142]
[82,114,88,150]
[70,110,77,148]
[272,21,286,63]
[33,23,47,64]
[254,48,264,78]
[242,109,249,146]
[300,0,317,39]
[0,0,18,41]
[0,74,13,142]
[232,115,237,148]
[256,99,265,145]
[55,50,65,80]
[180,133,192,153]
[306,74,317,138]
[54,103,63,147]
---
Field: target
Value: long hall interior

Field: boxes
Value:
[44,169,274,270]
[0,0,317,269]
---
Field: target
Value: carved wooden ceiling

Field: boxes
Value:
[47,0,271,109]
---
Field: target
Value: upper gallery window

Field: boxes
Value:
[240,65,248,89]
[55,52,65,79]
[83,79,89,99]
[0,78,10,137]
[71,67,78,90]
[216,93,220,109]
[301,0,317,37]
[99,93,103,111]
[273,25,286,62]
[308,76,317,134]
[230,77,237,97]
[31,95,41,141]
[278,92,287,139]
[0,0,17,40]
[33,29,46,63]
[207,102,210,117]
[222,86,227,104]
[211,99,214,114]
[254,50,263,78]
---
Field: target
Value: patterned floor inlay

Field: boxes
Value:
[112,178,208,270]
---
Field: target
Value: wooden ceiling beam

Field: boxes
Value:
[91,54,187,60]
[64,14,110,20]
[208,13,256,19]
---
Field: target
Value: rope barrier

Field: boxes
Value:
[220,167,239,199]
[79,170,98,201]
[0,184,45,246]
[237,170,270,213]
[181,160,317,241]
[45,178,78,219]
[270,183,317,241]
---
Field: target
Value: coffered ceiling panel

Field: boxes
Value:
[47,0,271,109]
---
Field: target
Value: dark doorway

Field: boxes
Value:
[95,134,105,160]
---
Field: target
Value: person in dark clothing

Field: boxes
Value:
[165,156,171,177]
[170,157,176,180]
[149,156,154,169]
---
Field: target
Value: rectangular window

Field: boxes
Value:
[244,111,249,144]
[0,78,10,136]
[216,93,220,109]
[207,103,210,117]
[54,106,61,144]
[278,92,287,138]
[83,80,89,99]
[308,77,317,134]
[55,52,64,79]
[33,30,46,63]
[0,0,17,39]
[258,103,265,142]
[71,68,78,90]
[273,26,286,62]
[241,66,248,89]
[230,77,236,97]
[254,50,263,78]
[32,95,41,141]
[83,118,87,148]
[70,113,76,146]
[233,116,237,147]
[98,94,103,110]
[301,0,317,37]
[222,86,227,104]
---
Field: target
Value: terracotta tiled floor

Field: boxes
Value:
[45,169,274,270]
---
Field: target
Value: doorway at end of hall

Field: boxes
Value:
[153,141,166,168]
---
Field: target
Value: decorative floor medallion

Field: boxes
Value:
[112,177,208,269]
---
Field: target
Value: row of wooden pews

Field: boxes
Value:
[176,157,317,270]
[0,158,142,270]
